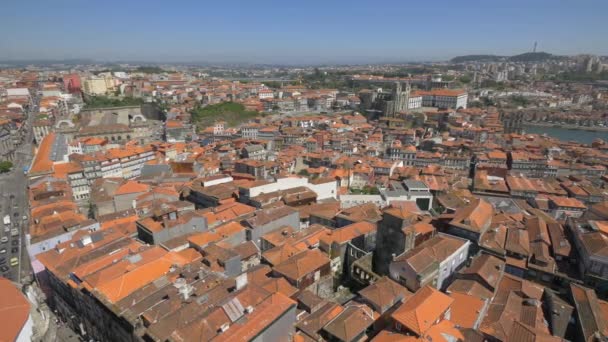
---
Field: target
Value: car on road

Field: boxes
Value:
[10,257,18,267]
[0,237,7,243]
[22,215,27,221]
[11,247,18,254]
[0,257,5,264]
[0,248,5,254]
[11,240,18,246]
[10,229,18,237]
[0,265,8,272]
[3,226,8,233]
[13,212,19,218]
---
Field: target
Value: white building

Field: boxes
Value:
[239,175,337,201]
[408,94,423,109]
[338,194,386,209]
[258,89,274,99]
[389,233,470,292]
[416,89,468,109]
[382,179,433,211]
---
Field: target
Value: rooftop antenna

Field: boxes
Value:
[533,41,537,53]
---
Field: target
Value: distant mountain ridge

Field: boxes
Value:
[451,52,564,63]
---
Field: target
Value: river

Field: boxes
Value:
[523,125,608,145]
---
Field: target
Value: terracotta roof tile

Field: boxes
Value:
[391,285,454,336]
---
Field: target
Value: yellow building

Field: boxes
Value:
[83,77,108,95]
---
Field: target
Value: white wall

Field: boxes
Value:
[307,179,337,200]
[16,314,33,342]
[437,239,470,289]
[246,177,309,197]
[203,176,233,187]
[339,195,386,209]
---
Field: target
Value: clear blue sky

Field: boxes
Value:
[2,0,606,64]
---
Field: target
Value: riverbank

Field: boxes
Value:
[524,121,608,132]
[523,124,608,144]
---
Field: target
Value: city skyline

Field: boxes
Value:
[2,0,607,64]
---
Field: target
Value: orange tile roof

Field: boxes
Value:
[95,254,174,303]
[0,277,31,342]
[548,195,586,209]
[413,89,466,97]
[371,330,417,342]
[448,292,486,329]
[52,162,83,179]
[391,285,454,336]
[423,319,465,342]
[273,249,330,281]
[213,293,296,342]
[115,181,150,195]
[262,243,306,266]
[188,231,221,248]
[261,277,299,298]
[30,132,56,174]
[319,221,376,246]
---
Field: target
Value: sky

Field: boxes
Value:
[1,0,607,64]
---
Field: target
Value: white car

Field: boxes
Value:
[0,237,7,243]
[3,227,8,233]
[0,249,5,254]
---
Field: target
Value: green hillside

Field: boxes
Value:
[191,102,259,128]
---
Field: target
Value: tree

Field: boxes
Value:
[459,75,472,84]
[0,161,13,173]
[298,169,310,176]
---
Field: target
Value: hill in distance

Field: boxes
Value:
[451,52,563,63]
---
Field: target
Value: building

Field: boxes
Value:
[63,73,82,94]
[390,285,454,337]
[0,277,33,342]
[373,207,423,276]
[382,179,433,211]
[83,77,109,95]
[389,233,470,291]
[272,249,331,290]
[568,219,608,295]
[414,89,468,109]
[447,198,494,243]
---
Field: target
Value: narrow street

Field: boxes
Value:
[0,92,36,283]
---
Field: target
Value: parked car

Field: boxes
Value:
[11,240,18,246]
[10,257,18,267]
[0,237,7,243]
[11,247,18,254]
[0,249,5,254]
[0,265,8,272]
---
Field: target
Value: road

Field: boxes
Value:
[0,91,37,283]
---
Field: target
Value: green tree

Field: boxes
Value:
[84,95,143,109]
[191,102,258,128]
[459,75,472,84]
[510,95,529,107]
[0,161,13,173]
